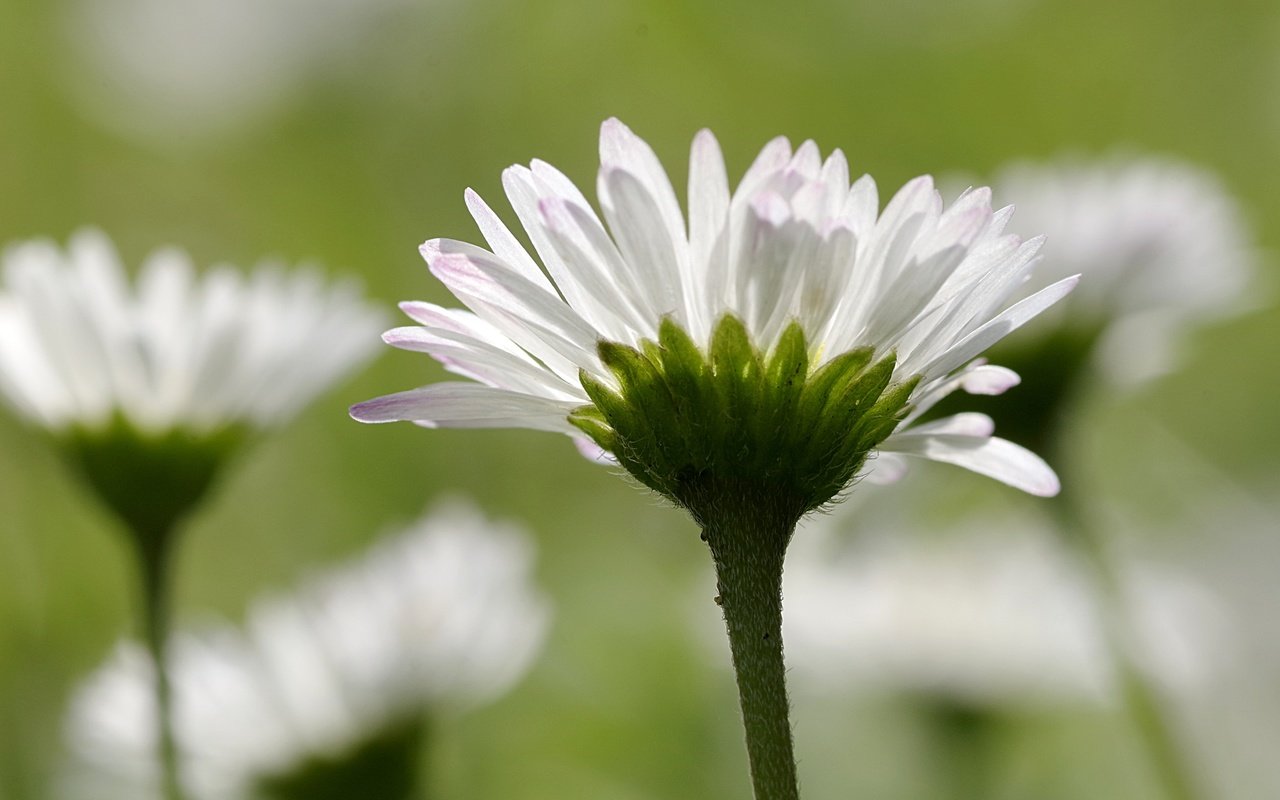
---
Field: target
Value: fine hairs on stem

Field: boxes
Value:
[697,486,803,800]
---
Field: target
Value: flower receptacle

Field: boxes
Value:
[570,315,917,527]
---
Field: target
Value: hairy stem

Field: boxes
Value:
[703,507,800,800]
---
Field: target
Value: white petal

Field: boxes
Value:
[598,118,687,252]
[423,244,602,375]
[463,188,554,295]
[862,452,909,485]
[0,296,71,426]
[818,150,851,217]
[500,164,591,306]
[516,161,653,338]
[880,432,1061,496]
[898,412,996,438]
[735,136,793,197]
[349,382,581,434]
[904,362,1020,424]
[382,327,581,401]
[598,166,687,324]
[842,174,879,238]
[398,301,524,356]
[961,364,1020,395]
[537,195,652,340]
[921,274,1079,379]
[687,129,730,340]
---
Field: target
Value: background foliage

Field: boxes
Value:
[1,0,1278,797]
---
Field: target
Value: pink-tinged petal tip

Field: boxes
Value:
[962,365,1021,395]
[349,396,406,423]
[751,192,791,226]
[419,239,444,263]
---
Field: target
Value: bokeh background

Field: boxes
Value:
[2,0,1279,798]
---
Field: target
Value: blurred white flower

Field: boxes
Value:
[0,229,384,437]
[989,156,1259,384]
[62,500,552,800]
[63,0,413,144]
[778,512,1227,708]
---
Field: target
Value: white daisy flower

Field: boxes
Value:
[989,156,1258,385]
[64,0,414,144]
[0,228,385,437]
[780,513,1226,707]
[62,500,552,800]
[352,118,1075,508]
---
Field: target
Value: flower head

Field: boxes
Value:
[0,229,386,537]
[0,229,384,436]
[353,119,1074,517]
[62,500,552,800]
[988,155,1257,385]
[779,512,1225,707]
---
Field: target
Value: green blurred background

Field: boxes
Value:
[1,0,1278,797]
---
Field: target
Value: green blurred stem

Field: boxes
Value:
[1050,489,1202,800]
[135,532,186,800]
[703,510,800,800]
[924,699,998,800]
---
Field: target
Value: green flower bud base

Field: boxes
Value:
[256,716,427,800]
[571,316,917,800]
[61,416,245,554]
[570,315,917,526]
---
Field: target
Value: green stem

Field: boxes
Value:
[923,699,998,800]
[1050,490,1202,800]
[135,533,186,800]
[703,509,800,800]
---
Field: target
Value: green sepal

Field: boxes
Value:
[851,375,920,454]
[570,316,918,520]
[59,415,246,553]
[710,316,765,457]
[658,317,719,461]
[256,715,427,800]
[804,352,897,464]
[568,404,618,454]
[795,346,874,423]
[578,365,672,492]
[753,321,809,467]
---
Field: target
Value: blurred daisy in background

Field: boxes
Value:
[781,512,1225,707]
[0,228,386,800]
[0,228,384,438]
[62,500,552,800]
[928,155,1261,458]
[0,228,386,536]
[989,155,1259,387]
[923,154,1262,800]
[765,506,1228,799]
[61,0,419,145]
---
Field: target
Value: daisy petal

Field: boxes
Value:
[862,452,909,485]
[881,432,1060,497]
[897,412,996,438]
[923,274,1079,378]
[463,188,554,295]
[350,382,581,434]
